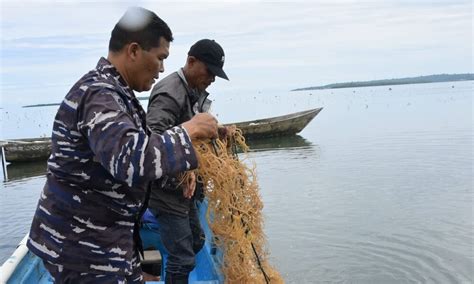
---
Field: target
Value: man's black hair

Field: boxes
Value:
[109,7,173,52]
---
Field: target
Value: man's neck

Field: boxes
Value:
[182,67,196,90]
[107,53,131,87]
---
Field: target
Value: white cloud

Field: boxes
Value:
[1,0,472,107]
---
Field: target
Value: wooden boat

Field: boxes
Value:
[5,161,47,181]
[0,201,223,283]
[225,107,323,139]
[0,108,322,163]
[1,138,51,163]
[246,134,311,152]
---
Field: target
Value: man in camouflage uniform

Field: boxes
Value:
[27,7,218,283]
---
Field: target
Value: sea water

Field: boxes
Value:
[0,81,472,283]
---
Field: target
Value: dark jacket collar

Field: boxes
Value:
[96,57,134,100]
[177,68,209,107]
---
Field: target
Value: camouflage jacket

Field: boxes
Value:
[27,58,197,275]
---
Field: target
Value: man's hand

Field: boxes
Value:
[182,113,218,140]
[218,125,236,140]
[183,172,196,199]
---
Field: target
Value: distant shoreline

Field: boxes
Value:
[22,97,149,108]
[19,73,473,108]
[23,103,60,108]
[291,73,473,91]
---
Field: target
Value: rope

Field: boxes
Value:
[186,129,283,283]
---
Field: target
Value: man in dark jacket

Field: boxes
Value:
[146,39,229,284]
[27,8,218,283]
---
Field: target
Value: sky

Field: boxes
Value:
[0,0,472,108]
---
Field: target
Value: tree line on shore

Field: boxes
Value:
[291,73,474,91]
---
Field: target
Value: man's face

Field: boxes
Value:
[131,37,170,92]
[189,59,216,92]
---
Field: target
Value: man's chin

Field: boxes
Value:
[138,84,153,93]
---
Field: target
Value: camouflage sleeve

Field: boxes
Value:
[77,89,197,187]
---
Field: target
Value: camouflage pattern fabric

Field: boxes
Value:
[27,57,197,276]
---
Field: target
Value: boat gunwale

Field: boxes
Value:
[0,234,29,283]
[1,138,51,144]
[226,107,322,127]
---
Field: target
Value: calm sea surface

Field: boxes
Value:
[1,81,472,283]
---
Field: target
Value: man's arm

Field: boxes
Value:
[77,89,215,187]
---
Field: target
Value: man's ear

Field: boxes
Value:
[187,56,198,66]
[127,43,140,61]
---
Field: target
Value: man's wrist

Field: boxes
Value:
[181,124,193,140]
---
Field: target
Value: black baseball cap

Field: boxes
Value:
[188,39,229,80]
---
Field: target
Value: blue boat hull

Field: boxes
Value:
[1,200,223,283]
[141,199,223,283]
